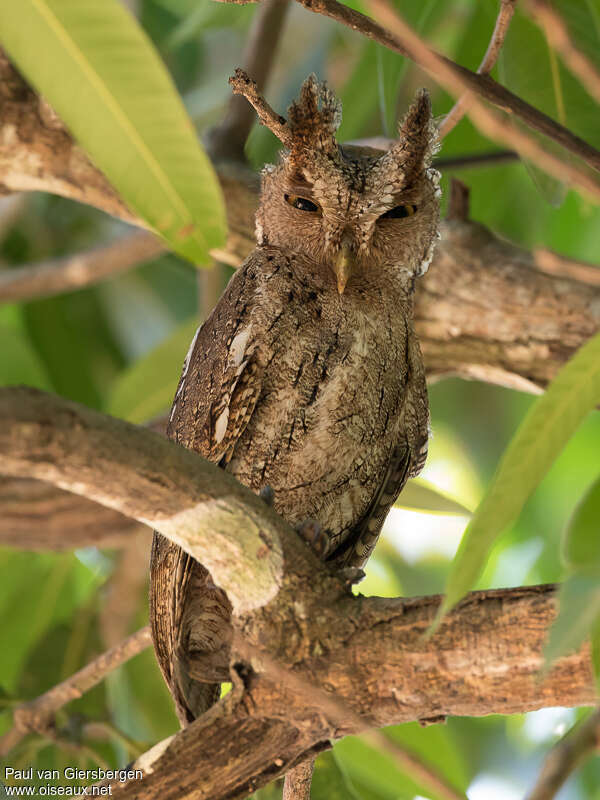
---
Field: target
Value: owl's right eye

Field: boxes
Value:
[378,204,417,220]
[284,194,320,213]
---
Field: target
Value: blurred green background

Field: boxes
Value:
[0,0,599,798]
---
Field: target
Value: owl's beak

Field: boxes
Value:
[333,243,356,294]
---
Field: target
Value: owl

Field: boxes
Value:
[150,72,441,725]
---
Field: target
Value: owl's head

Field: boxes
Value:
[232,70,440,293]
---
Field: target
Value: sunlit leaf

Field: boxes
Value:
[438,330,600,620]
[395,478,472,516]
[0,0,226,264]
[106,317,198,423]
[544,574,600,669]
[562,475,600,570]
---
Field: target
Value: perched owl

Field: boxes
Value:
[150,72,441,725]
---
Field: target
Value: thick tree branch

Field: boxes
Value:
[103,585,596,800]
[416,218,600,390]
[0,387,287,617]
[0,389,598,798]
[439,0,517,138]
[525,707,600,800]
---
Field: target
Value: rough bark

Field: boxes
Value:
[104,586,596,800]
[0,388,597,798]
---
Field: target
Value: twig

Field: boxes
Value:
[0,627,151,757]
[206,0,291,162]
[446,178,470,221]
[435,150,519,169]
[229,68,294,146]
[439,0,517,137]
[525,707,600,800]
[533,248,600,287]
[290,0,600,176]
[99,529,152,649]
[361,0,600,201]
[283,759,315,799]
[346,140,520,170]
[0,231,164,304]
[525,0,600,105]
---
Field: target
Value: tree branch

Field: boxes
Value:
[0,627,151,757]
[439,0,517,138]
[0,476,146,549]
[0,230,164,304]
[288,0,600,179]
[533,249,600,287]
[102,585,597,800]
[0,50,597,397]
[525,707,600,800]
[0,389,598,797]
[362,0,600,201]
[205,0,291,162]
[0,387,288,617]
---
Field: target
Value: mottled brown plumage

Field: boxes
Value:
[150,74,441,725]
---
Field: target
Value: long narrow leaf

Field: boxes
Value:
[395,478,472,516]
[437,330,600,620]
[0,0,226,264]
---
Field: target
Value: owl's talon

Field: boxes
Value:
[337,567,366,587]
[259,485,275,506]
[295,518,329,559]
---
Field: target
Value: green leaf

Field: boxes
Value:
[334,724,468,800]
[544,574,600,669]
[0,324,51,390]
[395,478,472,516]
[0,0,226,264]
[563,475,600,571]
[106,317,198,423]
[438,330,600,620]
[312,752,362,800]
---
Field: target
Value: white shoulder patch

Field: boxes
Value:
[229,326,252,368]
[214,406,230,445]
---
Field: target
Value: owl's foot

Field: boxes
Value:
[295,518,329,560]
[259,485,275,506]
[337,567,366,586]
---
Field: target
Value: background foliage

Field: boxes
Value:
[0,0,599,798]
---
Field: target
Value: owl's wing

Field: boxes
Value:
[150,255,266,725]
[331,335,430,570]
[330,444,412,568]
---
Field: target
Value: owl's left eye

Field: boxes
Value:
[284,194,320,213]
[379,204,417,220]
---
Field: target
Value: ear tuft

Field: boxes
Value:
[287,74,342,156]
[397,88,439,175]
